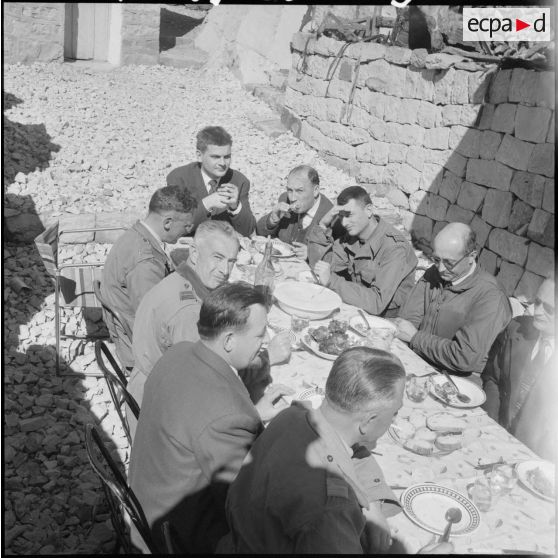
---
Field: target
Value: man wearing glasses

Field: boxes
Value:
[394,222,512,380]
[481,273,555,460]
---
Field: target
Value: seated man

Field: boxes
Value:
[482,274,555,461]
[395,222,512,377]
[166,125,256,236]
[128,282,293,554]
[307,186,417,317]
[100,185,197,369]
[225,347,451,554]
[256,165,335,261]
[127,220,291,436]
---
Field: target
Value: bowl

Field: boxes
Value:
[273,281,342,320]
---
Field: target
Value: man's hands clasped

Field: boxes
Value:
[203,184,240,215]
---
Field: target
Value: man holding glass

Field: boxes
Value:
[394,222,512,380]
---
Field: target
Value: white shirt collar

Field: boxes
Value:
[229,364,239,377]
[452,261,476,286]
[201,168,219,192]
[301,196,321,229]
[140,220,165,251]
[531,333,555,363]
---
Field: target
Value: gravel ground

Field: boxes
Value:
[3,61,411,554]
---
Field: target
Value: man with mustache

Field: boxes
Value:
[307,186,417,317]
[256,165,336,261]
[166,126,256,236]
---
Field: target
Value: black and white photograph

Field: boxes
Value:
[3,2,556,554]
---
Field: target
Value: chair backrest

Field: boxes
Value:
[95,341,139,446]
[85,424,157,553]
[93,279,134,342]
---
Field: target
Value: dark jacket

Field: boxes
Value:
[400,264,512,375]
[128,340,263,554]
[482,316,556,461]
[166,162,256,236]
[226,403,395,554]
[256,193,333,246]
[306,217,417,317]
[100,221,172,368]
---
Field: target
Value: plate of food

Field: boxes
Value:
[301,319,364,360]
[401,484,481,536]
[516,460,555,502]
[348,314,397,350]
[296,386,325,409]
[274,282,342,320]
[253,237,295,258]
[389,412,479,456]
[429,375,486,408]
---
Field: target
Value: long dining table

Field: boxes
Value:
[228,247,556,556]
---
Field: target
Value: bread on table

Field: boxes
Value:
[426,413,467,433]
[435,433,463,451]
[404,439,434,456]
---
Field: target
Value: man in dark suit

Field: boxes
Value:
[128,282,293,553]
[256,165,335,261]
[166,126,256,236]
[482,275,556,461]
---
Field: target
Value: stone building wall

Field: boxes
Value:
[120,4,161,66]
[3,2,65,64]
[284,32,555,301]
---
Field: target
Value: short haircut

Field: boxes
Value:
[325,346,405,413]
[197,281,271,340]
[288,165,320,187]
[337,185,372,207]
[148,185,198,215]
[196,126,232,152]
[464,228,477,255]
[194,220,239,248]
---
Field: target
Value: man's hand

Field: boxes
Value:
[361,502,392,553]
[202,191,229,214]
[267,331,292,366]
[219,183,240,210]
[268,201,291,227]
[313,260,331,286]
[291,241,308,261]
[255,383,295,422]
[392,318,418,343]
[319,205,341,229]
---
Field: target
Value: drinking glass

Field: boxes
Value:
[406,375,429,403]
[469,475,493,512]
[247,239,258,265]
[290,315,310,350]
[489,464,518,498]
[364,328,395,351]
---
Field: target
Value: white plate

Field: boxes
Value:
[348,314,397,335]
[274,282,342,320]
[429,375,486,409]
[301,327,363,360]
[401,484,481,536]
[253,237,294,258]
[516,460,555,502]
[297,387,325,409]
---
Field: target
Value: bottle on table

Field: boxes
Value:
[254,237,275,292]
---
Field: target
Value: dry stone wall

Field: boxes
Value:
[284,32,555,301]
[3,2,65,64]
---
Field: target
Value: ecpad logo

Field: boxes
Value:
[463,8,551,42]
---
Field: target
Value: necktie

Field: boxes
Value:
[208,179,218,193]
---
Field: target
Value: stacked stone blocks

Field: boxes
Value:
[285,32,555,301]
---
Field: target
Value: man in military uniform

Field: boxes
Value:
[307,186,417,317]
[127,220,291,437]
[100,185,197,369]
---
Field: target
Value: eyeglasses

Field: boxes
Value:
[431,252,471,271]
[534,297,555,315]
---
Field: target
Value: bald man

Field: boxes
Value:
[394,222,512,378]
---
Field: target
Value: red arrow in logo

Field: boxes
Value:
[516,18,530,31]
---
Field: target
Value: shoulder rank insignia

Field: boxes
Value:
[179,291,196,301]
[326,476,350,500]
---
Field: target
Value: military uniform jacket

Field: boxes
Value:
[100,221,173,368]
[166,162,256,236]
[400,265,512,375]
[226,403,395,554]
[256,193,333,247]
[306,217,417,317]
[129,340,263,554]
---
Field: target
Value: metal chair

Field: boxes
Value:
[34,221,127,375]
[95,340,139,447]
[85,423,157,554]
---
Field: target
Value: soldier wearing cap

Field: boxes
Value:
[307,186,417,317]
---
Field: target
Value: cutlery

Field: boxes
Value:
[441,370,471,404]
[308,267,320,284]
[439,507,462,543]
[348,324,366,338]
[357,309,370,331]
